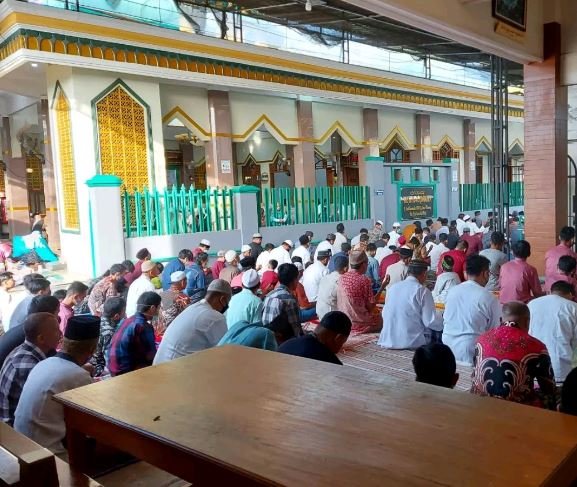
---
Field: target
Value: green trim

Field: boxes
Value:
[86,174,123,187]
[429,167,440,184]
[91,79,155,191]
[397,183,437,221]
[1,29,524,118]
[364,156,385,163]
[391,166,404,183]
[61,229,81,235]
[410,167,423,184]
[231,185,260,194]
[87,199,97,278]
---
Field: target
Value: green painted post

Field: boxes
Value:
[229,187,235,229]
[205,189,213,231]
[152,189,161,235]
[366,186,371,218]
[263,187,270,227]
[214,189,221,232]
[143,187,152,236]
[134,190,143,237]
[122,191,130,238]
[222,188,228,231]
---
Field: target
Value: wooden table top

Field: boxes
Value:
[56,346,577,487]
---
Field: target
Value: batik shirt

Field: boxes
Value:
[89,317,120,377]
[470,323,557,409]
[87,277,119,315]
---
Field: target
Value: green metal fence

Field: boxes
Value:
[122,186,235,237]
[460,182,524,211]
[258,185,371,227]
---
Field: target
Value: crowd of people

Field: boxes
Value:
[1,211,577,457]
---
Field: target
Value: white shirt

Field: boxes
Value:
[125,274,155,317]
[443,281,502,365]
[388,230,401,248]
[456,218,467,236]
[529,295,577,383]
[269,246,292,267]
[468,221,488,234]
[375,246,393,264]
[333,232,347,255]
[314,240,333,261]
[429,243,448,273]
[14,357,92,454]
[154,300,227,364]
[316,271,341,320]
[256,250,271,274]
[432,272,461,304]
[292,245,311,265]
[0,289,13,331]
[302,260,329,302]
[350,234,362,246]
[4,292,28,331]
[378,276,442,349]
[386,260,408,291]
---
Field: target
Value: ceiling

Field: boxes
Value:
[176,0,523,86]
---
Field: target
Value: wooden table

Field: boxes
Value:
[55,346,577,486]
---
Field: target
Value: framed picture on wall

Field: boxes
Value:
[492,0,527,31]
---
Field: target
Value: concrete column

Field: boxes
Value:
[358,108,379,186]
[3,117,29,237]
[292,100,315,187]
[463,119,476,184]
[524,22,567,275]
[364,156,386,225]
[39,99,60,252]
[415,113,432,163]
[233,185,259,244]
[206,90,235,188]
[86,175,125,278]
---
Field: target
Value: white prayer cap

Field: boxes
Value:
[207,279,232,296]
[294,262,304,271]
[241,244,251,253]
[252,233,262,238]
[393,222,401,228]
[200,239,211,246]
[283,239,294,248]
[463,215,471,221]
[376,220,383,226]
[217,250,226,257]
[242,269,260,288]
[225,250,237,263]
[170,271,186,283]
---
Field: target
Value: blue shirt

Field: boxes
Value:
[217,321,277,351]
[225,289,264,329]
[366,256,380,292]
[184,263,206,301]
[107,313,156,376]
[161,259,185,290]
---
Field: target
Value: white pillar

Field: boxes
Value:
[233,186,260,245]
[86,175,125,278]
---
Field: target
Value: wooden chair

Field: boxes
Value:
[0,422,100,487]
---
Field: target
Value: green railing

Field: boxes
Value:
[123,186,235,237]
[259,186,371,227]
[460,182,524,211]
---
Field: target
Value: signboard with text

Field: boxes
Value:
[398,185,435,221]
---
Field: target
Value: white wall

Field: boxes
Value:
[312,102,363,147]
[229,92,298,143]
[46,67,167,276]
[378,108,416,147]
[430,113,464,148]
[159,84,210,136]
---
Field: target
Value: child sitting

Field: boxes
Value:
[260,259,279,296]
[432,255,461,304]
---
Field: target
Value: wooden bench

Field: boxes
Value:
[0,422,100,486]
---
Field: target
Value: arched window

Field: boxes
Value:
[94,82,150,193]
[433,141,459,161]
[381,140,409,163]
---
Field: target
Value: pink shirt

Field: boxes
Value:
[544,272,577,299]
[499,258,543,304]
[545,244,577,291]
[231,271,244,289]
[58,302,74,335]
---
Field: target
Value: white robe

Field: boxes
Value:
[314,241,333,261]
[442,281,502,365]
[125,274,155,317]
[432,272,461,304]
[378,276,442,349]
[332,232,348,255]
[302,261,329,302]
[316,272,341,320]
[269,246,292,267]
[529,295,577,384]
[14,356,92,454]
[292,245,311,265]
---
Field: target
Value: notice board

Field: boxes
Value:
[398,185,436,220]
